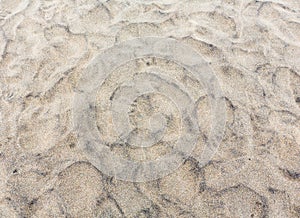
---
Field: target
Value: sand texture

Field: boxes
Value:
[0,0,300,217]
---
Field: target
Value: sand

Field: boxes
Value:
[0,0,300,217]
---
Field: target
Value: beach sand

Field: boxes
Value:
[0,0,300,217]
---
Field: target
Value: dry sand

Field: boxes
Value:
[0,0,300,217]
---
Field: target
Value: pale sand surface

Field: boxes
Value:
[0,0,300,217]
